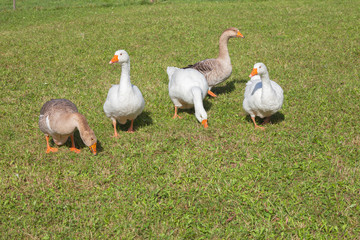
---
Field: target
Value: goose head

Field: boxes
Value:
[195,109,208,128]
[80,129,97,155]
[249,62,268,78]
[224,27,245,39]
[109,50,130,64]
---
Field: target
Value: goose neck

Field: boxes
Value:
[260,73,275,100]
[73,113,90,134]
[217,34,230,62]
[192,87,207,122]
[119,61,131,88]
[260,72,271,84]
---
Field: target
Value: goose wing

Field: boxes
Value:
[40,99,78,115]
[183,58,217,75]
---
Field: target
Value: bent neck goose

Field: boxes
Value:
[39,99,97,154]
[167,67,209,128]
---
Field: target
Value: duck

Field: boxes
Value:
[103,49,145,137]
[39,99,97,155]
[167,67,209,128]
[183,27,245,97]
[243,63,284,130]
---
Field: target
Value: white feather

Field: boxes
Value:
[167,67,208,124]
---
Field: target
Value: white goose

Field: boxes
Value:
[167,67,209,128]
[243,63,283,130]
[39,99,97,155]
[184,27,245,97]
[103,50,145,137]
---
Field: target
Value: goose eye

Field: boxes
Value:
[120,53,122,55]
[259,66,262,68]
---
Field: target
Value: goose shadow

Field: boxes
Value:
[210,79,248,96]
[244,112,285,125]
[176,98,213,116]
[113,110,153,132]
[60,132,104,155]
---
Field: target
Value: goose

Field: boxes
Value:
[39,99,97,155]
[183,27,245,97]
[103,50,145,137]
[243,63,284,130]
[167,67,209,128]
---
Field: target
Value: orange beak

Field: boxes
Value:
[201,119,208,128]
[237,31,245,38]
[89,142,97,155]
[109,55,118,64]
[249,68,258,78]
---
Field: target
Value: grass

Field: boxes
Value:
[1,0,360,238]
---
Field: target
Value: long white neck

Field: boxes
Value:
[260,72,276,101]
[217,34,231,64]
[119,61,132,90]
[192,87,207,123]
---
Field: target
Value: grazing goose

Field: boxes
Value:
[39,99,97,155]
[243,63,284,130]
[184,27,245,97]
[103,50,145,137]
[167,67,208,128]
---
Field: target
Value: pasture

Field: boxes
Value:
[1,0,359,238]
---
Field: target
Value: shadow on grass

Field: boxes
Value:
[175,98,213,116]
[114,110,153,132]
[244,111,285,125]
[65,132,104,155]
[210,79,248,96]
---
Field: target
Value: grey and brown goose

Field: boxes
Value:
[183,27,245,97]
[39,99,97,155]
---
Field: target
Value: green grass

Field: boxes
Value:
[1,0,360,238]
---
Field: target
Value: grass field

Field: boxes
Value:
[1,0,360,238]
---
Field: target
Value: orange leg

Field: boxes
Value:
[172,106,182,119]
[127,120,135,133]
[45,135,58,153]
[251,116,265,130]
[207,90,217,98]
[69,134,81,153]
[112,119,119,138]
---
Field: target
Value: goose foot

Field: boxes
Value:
[172,106,182,119]
[172,114,182,119]
[45,135,58,153]
[251,116,265,130]
[70,135,81,153]
[255,124,265,130]
[127,120,135,133]
[70,147,81,153]
[46,147,58,153]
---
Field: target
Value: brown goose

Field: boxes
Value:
[184,27,245,97]
[39,99,97,155]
